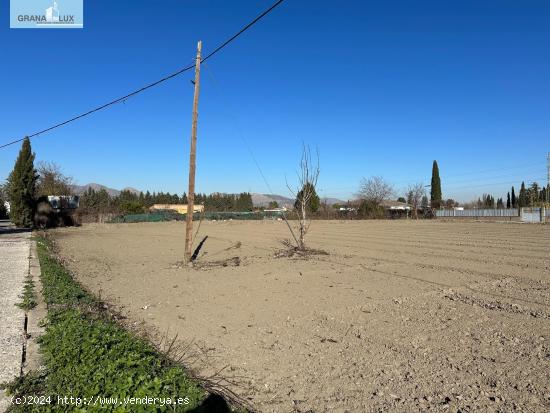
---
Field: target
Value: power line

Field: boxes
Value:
[202,62,277,197]
[201,0,285,64]
[0,0,286,150]
[438,169,547,187]
[431,160,545,179]
[317,170,548,199]
[320,167,546,191]
[0,66,195,150]
[390,162,546,187]
[443,177,548,192]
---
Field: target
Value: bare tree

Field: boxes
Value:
[37,162,74,196]
[356,176,394,206]
[286,145,320,250]
[0,183,6,200]
[406,182,425,219]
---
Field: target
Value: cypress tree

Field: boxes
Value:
[430,160,442,209]
[7,137,37,227]
[511,186,516,208]
[506,192,511,209]
[518,181,527,207]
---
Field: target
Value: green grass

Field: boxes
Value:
[6,236,223,412]
[16,276,37,311]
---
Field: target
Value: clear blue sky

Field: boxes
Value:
[1,0,549,202]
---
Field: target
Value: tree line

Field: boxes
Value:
[1,137,256,226]
[466,182,549,209]
[79,188,254,216]
[2,138,548,227]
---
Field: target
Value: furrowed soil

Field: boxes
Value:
[53,220,549,412]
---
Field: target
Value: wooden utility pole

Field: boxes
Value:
[185,40,202,263]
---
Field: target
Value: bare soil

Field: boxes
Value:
[53,220,550,412]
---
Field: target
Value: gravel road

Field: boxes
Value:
[0,220,30,412]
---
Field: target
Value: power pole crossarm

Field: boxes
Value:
[185,40,202,263]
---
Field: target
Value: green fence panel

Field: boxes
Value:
[108,210,286,224]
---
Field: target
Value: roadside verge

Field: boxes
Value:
[5,235,242,412]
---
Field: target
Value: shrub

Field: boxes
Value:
[357,200,385,219]
[120,200,145,215]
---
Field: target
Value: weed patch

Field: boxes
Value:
[6,236,233,412]
[16,276,37,311]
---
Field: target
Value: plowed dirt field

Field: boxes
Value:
[53,221,549,412]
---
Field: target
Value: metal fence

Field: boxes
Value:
[436,209,518,218]
[520,207,547,223]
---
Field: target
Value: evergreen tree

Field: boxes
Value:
[506,192,511,209]
[294,182,320,213]
[528,182,540,206]
[0,199,6,219]
[430,160,442,209]
[144,191,153,207]
[518,182,527,207]
[235,192,253,211]
[496,197,504,209]
[80,187,114,214]
[511,186,516,208]
[481,194,495,208]
[7,137,37,227]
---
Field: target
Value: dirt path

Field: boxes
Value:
[54,220,550,412]
[0,221,30,412]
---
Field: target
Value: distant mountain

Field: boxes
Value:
[121,187,141,194]
[251,193,293,208]
[71,183,140,197]
[251,193,344,208]
[321,197,346,206]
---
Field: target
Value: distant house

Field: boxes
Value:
[4,201,10,214]
[380,200,411,218]
[263,207,287,212]
[150,204,204,214]
[263,207,287,219]
[380,200,411,211]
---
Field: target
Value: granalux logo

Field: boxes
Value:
[10,0,83,29]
